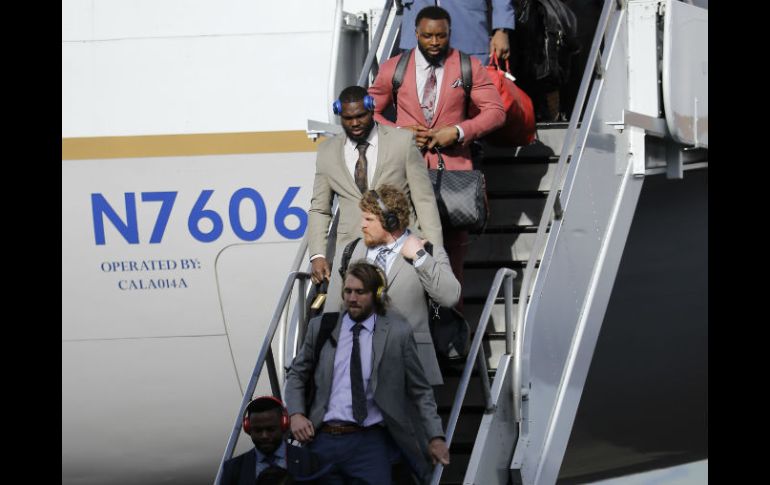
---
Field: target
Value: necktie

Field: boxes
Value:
[374,247,389,271]
[350,323,367,425]
[422,65,437,125]
[355,142,368,193]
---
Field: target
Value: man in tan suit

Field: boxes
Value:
[308,86,443,300]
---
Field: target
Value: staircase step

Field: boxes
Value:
[466,233,539,263]
[434,374,492,408]
[487,190,548,199]
[487,197,547,227]
[463,301,519,334]
[482,162,559,192]
[462,267,524,299]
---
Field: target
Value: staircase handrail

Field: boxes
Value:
[430,267,517,485]
[214,270,312,485]
[512,0,621,425]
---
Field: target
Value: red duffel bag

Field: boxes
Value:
[475,54,536,147]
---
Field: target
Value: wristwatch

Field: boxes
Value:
[415,248,427,259]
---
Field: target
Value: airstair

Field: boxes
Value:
[215,0,707,483]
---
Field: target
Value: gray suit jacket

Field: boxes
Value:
[306,124,444,300]
[285,312,444,477]
[324,239,460,385]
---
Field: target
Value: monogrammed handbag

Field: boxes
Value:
[428,149,489,232]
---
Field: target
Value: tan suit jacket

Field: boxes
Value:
[307,124,443,297]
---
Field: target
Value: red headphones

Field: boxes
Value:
[242,396,290,434]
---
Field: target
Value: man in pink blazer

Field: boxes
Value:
[368,6,505,300]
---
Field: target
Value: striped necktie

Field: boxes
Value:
[374,247,389,271]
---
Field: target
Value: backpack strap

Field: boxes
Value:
[391,49,413,117]
[315,312,339,364]
[338,237,362,279]
[459,51,473,119]
[304,311,339,412]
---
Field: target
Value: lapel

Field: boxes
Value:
[431,49,459,125]
[372,124,388,186]
[400,51,428,126]
[385,251,408,288]
[333,134,361,195]
[371,313,390,391]
[322,313,345,383]
[241,449,257,484]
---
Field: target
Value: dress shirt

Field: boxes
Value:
[254,441,287,478]
[322,312,384,426]
[414,49,465,141]
[365,229,426,273]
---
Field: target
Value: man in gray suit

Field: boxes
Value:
[324,184,460,386]
[307,85,443,301]
[285,261,450,484]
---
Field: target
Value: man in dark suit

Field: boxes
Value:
[285,261,450,484]
[221,396,291,485]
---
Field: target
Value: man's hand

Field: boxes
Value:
[311,257,330,285]
[490,29,511,61]
[290,413,315,443]
[428,437,450,465]
[427,126,460,150]
[400,235,426,260]
[404,124,431,149]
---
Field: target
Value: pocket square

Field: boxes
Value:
[451,78,463,88]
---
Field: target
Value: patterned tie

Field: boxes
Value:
[350,323,367,425]
[355,142,368,193]
[374,247,389,271]
[421,65,437,125]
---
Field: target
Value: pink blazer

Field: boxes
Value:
[369,49,505,171]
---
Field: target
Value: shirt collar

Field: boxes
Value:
[255,441,286,462]
[415,48,445,70]
[372,229,410,254]
[343,311,376,334]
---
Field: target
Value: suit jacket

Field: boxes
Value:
[221,448,292,485]
[323,239,460,385]
[398,0,516,58]
[369,49,505,170]
[307,124,443,298]
[285,312,444,478]
[221,449,258,485]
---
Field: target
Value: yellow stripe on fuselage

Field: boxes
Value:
[62,131,323,160]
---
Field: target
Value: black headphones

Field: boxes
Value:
[242,396,289,435]
[371,190,399,232]
[333,95,376,115]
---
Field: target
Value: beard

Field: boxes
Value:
[417,42,449,66]
[363,231,386,248]
[343,119,374,144]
